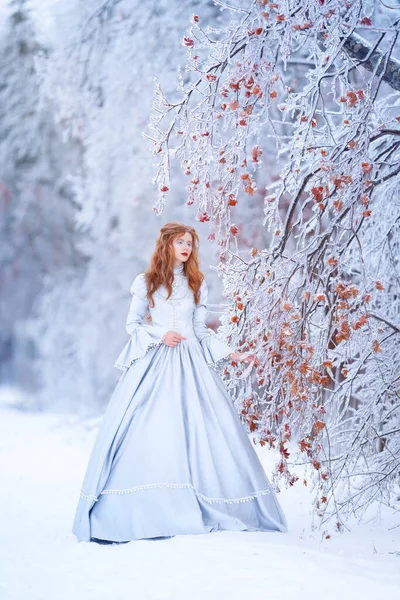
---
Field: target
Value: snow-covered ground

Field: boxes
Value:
[0,387,399,600]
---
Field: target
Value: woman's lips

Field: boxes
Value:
[181,252,188,256]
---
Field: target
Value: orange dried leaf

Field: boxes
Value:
[282,327,293,337]
[327,257,338,267]
[313,293,325,302]
[372,340,382,353]
[251,145,263,162]
[313,420,325,434]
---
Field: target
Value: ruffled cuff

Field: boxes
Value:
[114,324,168,371]
[200,333,233,369]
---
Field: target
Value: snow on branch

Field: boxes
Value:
[147,0,400,528]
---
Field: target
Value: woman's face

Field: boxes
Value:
[172,231,193,265]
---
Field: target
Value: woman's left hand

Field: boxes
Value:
[230,352,260,367]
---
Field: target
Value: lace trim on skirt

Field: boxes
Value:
[80,482,272,504]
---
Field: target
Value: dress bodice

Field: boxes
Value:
[146,264,199,340]
[113,265,234,372]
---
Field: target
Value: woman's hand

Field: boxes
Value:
[230,352,260,367]
[162,331,187,347]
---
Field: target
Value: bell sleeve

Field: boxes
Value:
[114,273,169,371]
[193,279,234,368]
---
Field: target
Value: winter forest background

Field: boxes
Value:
[1,0,400,555]
[1,0,232,412]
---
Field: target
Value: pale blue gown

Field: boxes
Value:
[72,263,287,542]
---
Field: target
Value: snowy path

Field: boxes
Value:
[0,401,399,600]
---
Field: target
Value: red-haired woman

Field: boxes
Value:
[73,223,287,543]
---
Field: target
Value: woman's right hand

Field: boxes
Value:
[162,331,187,347]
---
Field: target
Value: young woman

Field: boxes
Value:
[73,222,287,543]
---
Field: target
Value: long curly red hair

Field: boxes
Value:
[144,222,204,308]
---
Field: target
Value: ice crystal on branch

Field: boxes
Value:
[148,0,400,526]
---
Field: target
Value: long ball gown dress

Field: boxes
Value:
[72,263,288,542]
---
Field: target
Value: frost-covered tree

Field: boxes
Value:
[27,0,226,412]
[149,0,400,527]
[0,0,83,389]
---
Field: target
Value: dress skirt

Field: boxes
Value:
[72,338,288,542]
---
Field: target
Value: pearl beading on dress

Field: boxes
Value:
[152,264,193,333]
[116,267,189,370]
[80,482,272,504]
[168,264,192,331]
